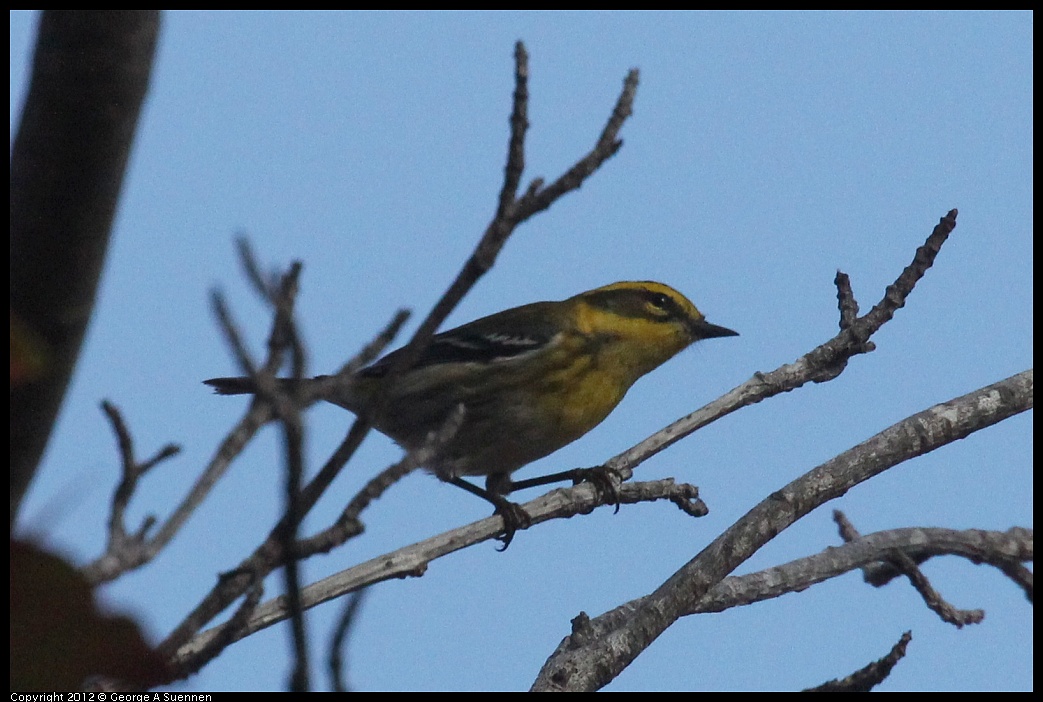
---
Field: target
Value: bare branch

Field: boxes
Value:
[512,68,639,219]
[531,369,1032,691]
[260,261,304,379]
[235,235,280,303]
[531,526,1029,694]
[806,631,913,692]
[210,289,259,379]
[86,401,180,580]
[835,271,860,331]
[167,577,264,681]
[537,526,1030,656]
[172,476,704,660]
[496,41,529,220]
[243,264,312,692]
[158,401,397,669]
[160,46,643,673]
[376,47,639,409]
[84,261,305,585]
[702,528,1030,618]
[603,210,959,487]
[170,369,1030,675]
[328,588,367,693]
[11,11,160,520]
[296,405,466,558]
[834,510,984,627]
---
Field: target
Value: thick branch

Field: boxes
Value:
[10,10,160,522]
[531,370,1033,691]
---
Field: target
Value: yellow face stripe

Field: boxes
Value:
[576,281,705,325]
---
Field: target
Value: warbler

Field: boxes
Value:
[205,281,737,545]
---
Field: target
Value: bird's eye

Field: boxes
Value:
[649,292,671,310]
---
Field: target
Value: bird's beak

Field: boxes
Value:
[690,319,739,340]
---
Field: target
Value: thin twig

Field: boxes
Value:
[806,632,913,692]
[834,510,984,628]
[210,289,258,380]
[245,265,312,692]
[235,235,279,302]
[515,68,639,217]
[380,44,640,408]
[296,405,466,558]
[259,261,303,379]
[328,588,367,693]
[835,271,860,331]
[167,577,264,681]
[159,45,643,674]
[92,401,180,574]
[496,41,529,220]
[83,263,305,585]
[603,210,959,488]
[334,309,411,378]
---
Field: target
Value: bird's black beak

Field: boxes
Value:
[690,319,739,340]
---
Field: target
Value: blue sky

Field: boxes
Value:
[11,11,1031,692]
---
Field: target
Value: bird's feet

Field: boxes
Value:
[566,465,622,513]
[489,495,531,551]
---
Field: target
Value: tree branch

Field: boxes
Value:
[807,631,913,692]
[531,369,1033,691]
[172,477,704,662]
[156,44,642,678]
[10,10,160,522]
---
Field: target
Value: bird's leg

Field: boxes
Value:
[507,465,622,513]
[447,476,531,550]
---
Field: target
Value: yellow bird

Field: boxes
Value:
[206,281,737,545]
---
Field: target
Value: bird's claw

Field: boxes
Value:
[492,499,531,551]
[571,465,622,513]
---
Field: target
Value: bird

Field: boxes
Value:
[205,280,737,546]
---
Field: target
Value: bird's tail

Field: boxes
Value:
[203,375,358,413]
[203,376,302,396]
